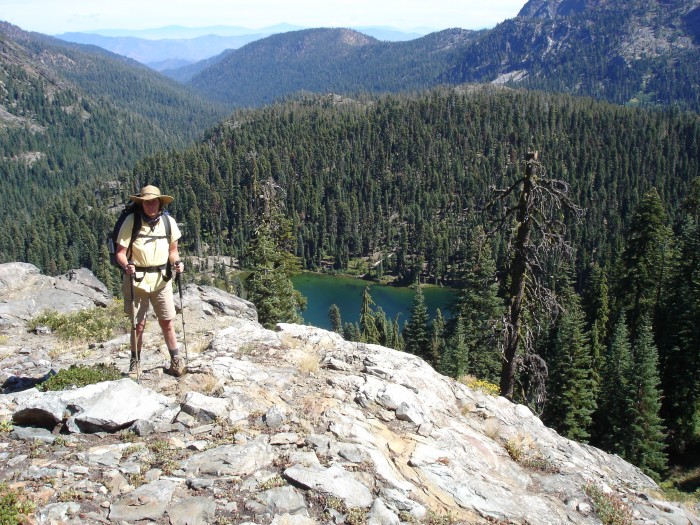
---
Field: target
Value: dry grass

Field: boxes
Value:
[484,419,501,440]
[298,351,320,375]
[198,373,222,395]
[504,432,559,473]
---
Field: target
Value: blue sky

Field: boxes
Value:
[1,0,527,35]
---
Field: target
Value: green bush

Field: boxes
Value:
[28,301,127,343]
[584,483,633,525]
[38,363,122,391]
[0,483,35,525]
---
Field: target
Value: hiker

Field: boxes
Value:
[114,185,186,377]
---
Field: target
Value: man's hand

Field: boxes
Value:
[174,260,185,274]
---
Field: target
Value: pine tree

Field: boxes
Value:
[626,320,668,479]
[616,188,672,344]
[96,244,115,295]
[329,304,343,334]
[582,263,610,390]
[430,309,446,365]
[374,306,392,347]
[245,222,306,329]
[657,210,700,454]
[594,315,634,455]
[491,152,580,399]
[403,282,431,363]
[440,315,468,379]
[454,227,503,383]
[360,285,381,344]
[543,286,597,442]
[343,322,360,342]
[392,315,404,351]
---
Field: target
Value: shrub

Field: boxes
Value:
[146,439,178,475]
[258,475,286,490]
[38,363,122,391]
[425,510,457,525]
[28,301,128,343]
[504,433,559,473]
[584,483,633,525]
[459,375,500,397]
[298,352,320,375]
[0,483,35,525]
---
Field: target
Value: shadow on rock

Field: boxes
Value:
[2,370,55,394]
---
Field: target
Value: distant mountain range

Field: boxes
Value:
[55,24,430,70]
[177,0,700,112]
[54,32,267,70]
[5,0,700,114]
[185,28,481,105]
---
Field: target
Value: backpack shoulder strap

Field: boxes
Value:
[126,212,141,262]
[163,211,172,244]
[163,213,173,281]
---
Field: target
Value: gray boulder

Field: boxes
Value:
[180,283,257,321]
[108,479,179,522]
[166,496,217,525]
[184,438,275,476]
[284,464,374,508]
[13,378,171,432]
[0,263,111,329]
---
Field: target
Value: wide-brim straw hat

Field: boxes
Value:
[129,185,174,205]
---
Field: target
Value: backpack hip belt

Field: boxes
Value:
[133,264,172,282]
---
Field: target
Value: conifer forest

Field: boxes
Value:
[0,27,699,484]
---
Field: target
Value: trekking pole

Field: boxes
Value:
[129,261,141,384]
[176,261,188,366]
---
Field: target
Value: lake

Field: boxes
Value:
[291,272,458,331]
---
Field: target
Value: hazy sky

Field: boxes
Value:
[1,0,527,35]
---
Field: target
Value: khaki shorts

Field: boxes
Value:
[122,276,176,323]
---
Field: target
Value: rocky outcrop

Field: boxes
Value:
[0,267,698,525]
[0,263,111,329]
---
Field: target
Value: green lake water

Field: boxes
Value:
[291,273,458,331]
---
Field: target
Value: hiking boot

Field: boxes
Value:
[165,356,185,377]
[128,357,141,376]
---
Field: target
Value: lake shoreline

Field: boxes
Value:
[291,271,458,330]
[295,269,457,291]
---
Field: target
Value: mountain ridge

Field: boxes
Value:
[54,32,267,70]
[186,27,479,107]
[179,0,700,111]
[53,24,431,71]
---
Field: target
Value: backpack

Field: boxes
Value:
[107,203,172,271]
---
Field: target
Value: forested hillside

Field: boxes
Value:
[0,22,230,278]
[451,0,700,110]
[186,28,477,107]
[0,15,699,484]
[6,85,697,297]
[183,0,700,112]
[124,88,699,283]
[122,88,700,474]
[0,23,227,136]
[49,87,690,479]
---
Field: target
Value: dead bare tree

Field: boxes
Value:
[489,151,582,406]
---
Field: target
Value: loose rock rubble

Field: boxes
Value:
[0,265,698,525]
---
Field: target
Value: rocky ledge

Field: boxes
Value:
[0,264,698,525]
